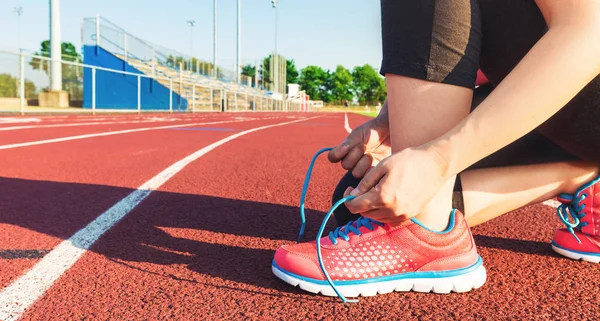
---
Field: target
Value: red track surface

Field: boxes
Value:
[0,112,596,320]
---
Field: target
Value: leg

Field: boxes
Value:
[381,0,482,231]
[387,76,471,231]
[462,162,599,227]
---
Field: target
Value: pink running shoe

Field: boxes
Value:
[272,209,487,301]
[552,176,600,262]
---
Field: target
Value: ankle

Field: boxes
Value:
[413,176,456,232]
[563,163,600,195]
[415,206,453,232]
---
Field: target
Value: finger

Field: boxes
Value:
[345,189,384,214]
[350,164,386,197]
[341,146,365,170]
[328,141,351,163]
[343,186,353,197]
[351,154,374,178]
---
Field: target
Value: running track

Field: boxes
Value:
[0,112,596,320]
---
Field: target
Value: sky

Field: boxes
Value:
[0,0,383,72]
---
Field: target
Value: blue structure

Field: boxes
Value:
[83,45,187,110]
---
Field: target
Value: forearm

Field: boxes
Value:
[429,24,600,177]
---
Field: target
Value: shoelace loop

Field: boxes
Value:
[557,193,588,243]
[328,216,384,245]
[297,147,333,243]
[299,147,384,303]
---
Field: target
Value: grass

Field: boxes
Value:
[317,105,380,118]
[354,110,378,118]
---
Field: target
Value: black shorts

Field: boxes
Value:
[380,0,600,164]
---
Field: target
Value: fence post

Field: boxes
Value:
[192,84,196,113]
[245,93,248,110]
[137,75,141,114]
[124,32,128,63]
[19,53,25,115]
[210,87,214,111]
[179,63,183,111]
[152,47,156,77]
[92,67,96,115]
[169,79,173,113]
[234,92,238,111]
[222,90,226,112]
[95,14,101,55]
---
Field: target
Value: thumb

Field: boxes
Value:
[350,164,385,197]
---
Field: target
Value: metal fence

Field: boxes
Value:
[82,16,255,88]
[0,50,311,114]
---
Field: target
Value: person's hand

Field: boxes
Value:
[328,117,391,178]
[343,147,450,225]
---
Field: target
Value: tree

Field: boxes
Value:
[286,59,299,84]
[260,55,299,91]
[241,64,256,78]
[30,41,82,100]
[0,74,37,98]
[352,64,386,105]
[329,65,353,104]
[299,65,331,102]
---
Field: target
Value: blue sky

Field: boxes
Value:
[0,0,383,72]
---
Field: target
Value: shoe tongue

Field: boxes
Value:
[558,194,574,204]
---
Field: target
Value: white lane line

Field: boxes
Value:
[0,115,319,321]
[344,113,352,133]
[0,118,256,151]
[0,118,41,124]
[0,118,214,131]
[542,199,560,208]
[343,114,560,210]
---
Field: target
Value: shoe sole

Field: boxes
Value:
[552,243,600,263]
[272,258,487,298]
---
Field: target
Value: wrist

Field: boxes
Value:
[420,138,457,181]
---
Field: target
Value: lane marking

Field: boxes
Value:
[343,114,560,210]
[344,113,352,133]
[169,127,237,131]
[0,118,214,132]
[0,118,265,151]
[0,116,318,321]
[0,118,41,124]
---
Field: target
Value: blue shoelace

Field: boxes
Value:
[298,148,383,303]
[557,192,588,244]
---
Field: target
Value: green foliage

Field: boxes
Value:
[259,55,299,90]
[0,74,37,98]
[329,65,353,104]
[29,41,83,100]
[298,65,331,102]
[286,59,299,85]
[241,64,256,78]
[351,64,386,105]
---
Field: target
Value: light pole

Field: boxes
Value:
[213,0,218,78]
[14,6,23,51]
[49,0,62,92]
[271,0,278,94]
[186,20,195,71]
[236,0,241,83]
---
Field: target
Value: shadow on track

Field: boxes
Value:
[0,176,559,294]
